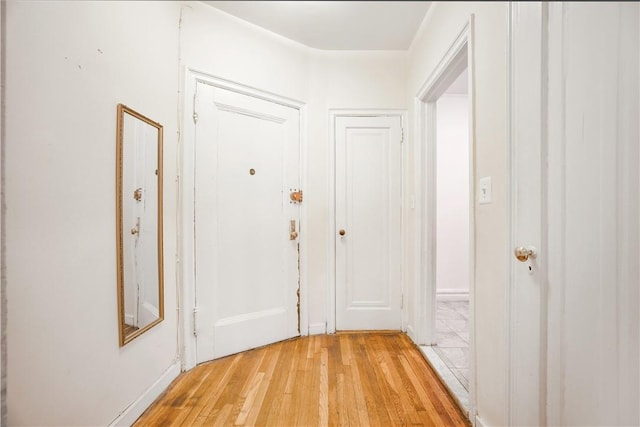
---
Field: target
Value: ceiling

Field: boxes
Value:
[204,1,432,51]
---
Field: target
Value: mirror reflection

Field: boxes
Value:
[116,104,164,346]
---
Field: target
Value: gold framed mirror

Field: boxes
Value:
[116,104,164,346]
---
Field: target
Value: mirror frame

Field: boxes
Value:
[116,103,164,346]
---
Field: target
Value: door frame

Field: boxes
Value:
[327,109,408,334]
[413,17,476,419]
[180,68,308,370]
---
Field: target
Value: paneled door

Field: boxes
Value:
[335,115,402,330]
[194,82,301,362]
[509,3,639,425]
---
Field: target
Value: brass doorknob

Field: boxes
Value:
[514,246,537,262]
[339,229,346,236]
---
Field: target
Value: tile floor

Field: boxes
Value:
[434,300,469,390]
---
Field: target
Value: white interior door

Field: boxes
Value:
[544,3,638,425]
[335,115,402,330]
[510,3,639,425]
[194,82,300,363]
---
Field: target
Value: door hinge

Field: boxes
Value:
[401,126,404,143]
[192,307,198,337]
[192,86,199,124]
[401,293,404,309]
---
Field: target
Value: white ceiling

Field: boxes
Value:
[204,1,432,50]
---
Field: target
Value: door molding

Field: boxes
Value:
[327,109,408,334]
[180,68,308,370]
[413,16,476,420]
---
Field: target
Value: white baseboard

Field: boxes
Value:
[475,414,488,427]
[109,361,181,426]
[308,322,326,335]
[436,289,469,301]
[406,324,416,342]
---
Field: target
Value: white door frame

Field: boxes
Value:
[413,17,476,419]
[327,109,408,334]
[179,68,308,370]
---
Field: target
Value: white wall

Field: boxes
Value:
[436,94,469,297]
[6,2,181,425]
[406,3,509,425]
[179,2,310,103]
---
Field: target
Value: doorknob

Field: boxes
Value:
[338,229,346,236]
[514,246,537,262]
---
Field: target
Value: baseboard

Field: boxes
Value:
[436,289,469,301]
[406,324,416,342]
[109,361,181,426]
[308,322,326,335]
[475,414,488,427]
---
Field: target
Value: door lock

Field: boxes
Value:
[290,220,298,240]
[290,190,303,203]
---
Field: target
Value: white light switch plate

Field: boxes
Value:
[479,176,492,204]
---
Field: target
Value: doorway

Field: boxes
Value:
[415,19,475,416]
[433,69,471,392]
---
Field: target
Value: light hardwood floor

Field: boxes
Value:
[134,332,470,426]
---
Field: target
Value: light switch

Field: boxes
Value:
[479,176,492,204]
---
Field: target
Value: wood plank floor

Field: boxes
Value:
[134,332,470,426]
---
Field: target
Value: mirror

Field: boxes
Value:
[116,104,164,346]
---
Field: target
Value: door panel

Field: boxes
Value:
[335,116,402,330]
[194,83,300,362]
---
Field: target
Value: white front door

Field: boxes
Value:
[335,115,402,330]
[194,82,300,362]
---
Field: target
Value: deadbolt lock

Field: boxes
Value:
[290,190,303,204]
